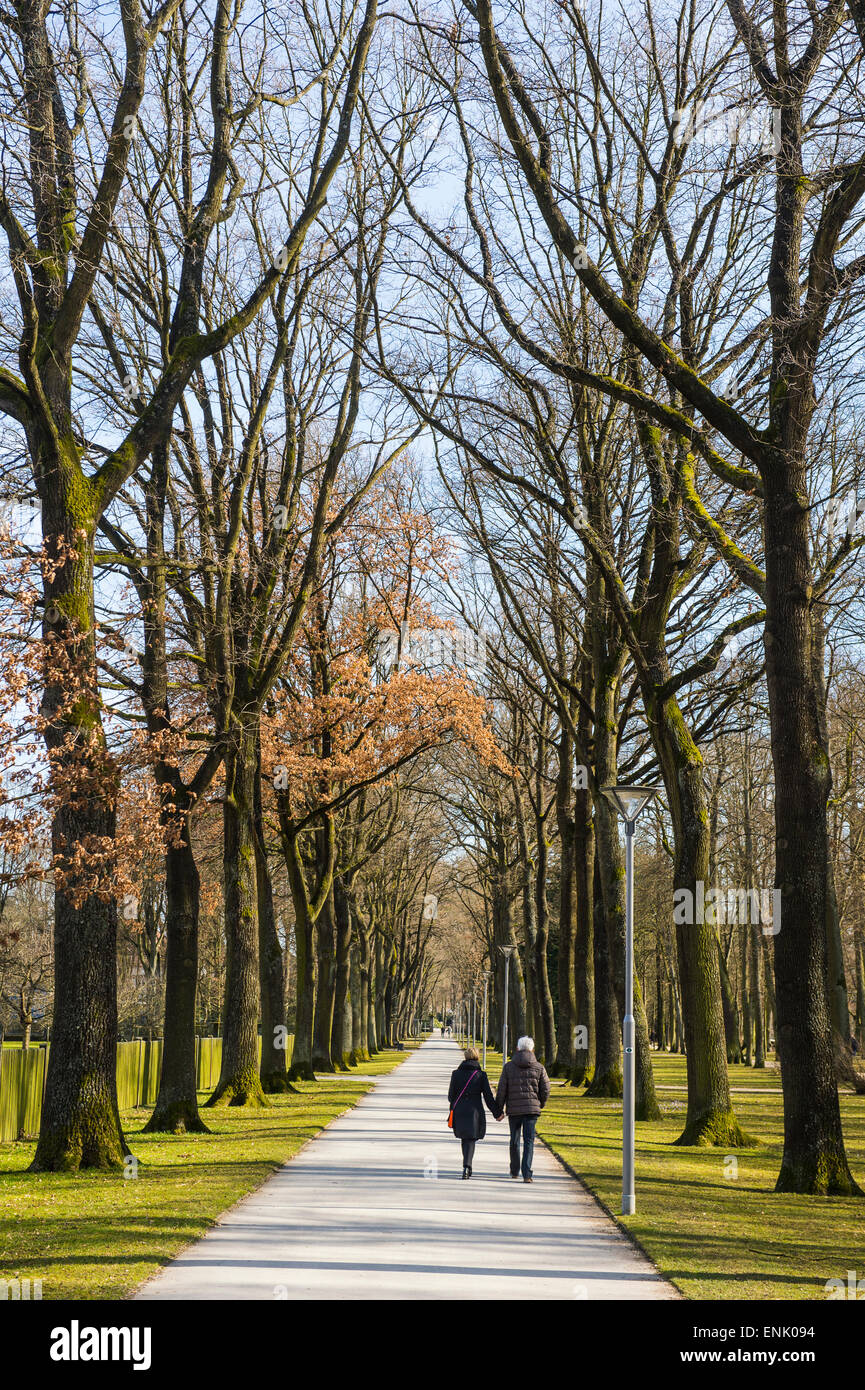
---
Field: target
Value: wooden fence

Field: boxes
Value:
[0,1034,293,1142]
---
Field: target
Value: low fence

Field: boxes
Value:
[0,1033,294,1142]
[0,1047,46,1143]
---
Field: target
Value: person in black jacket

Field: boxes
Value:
[448,1047,501,1178]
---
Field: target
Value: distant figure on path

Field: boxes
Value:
[448,1046,501,1178]
[495,1036,550,1183]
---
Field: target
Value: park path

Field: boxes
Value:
[134,1035,676,1300]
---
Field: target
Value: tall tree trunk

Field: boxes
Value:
[586,848,621,1096]
[254,751,291,1093]
[208,724,267,1107]
[854,925,865,1052]
[572,783,595,1085]
[533,816,557,1066]
[761,934,777,1060]
[710,767,742,1067]
[374,935,387,1049]
[495,871,526,1053]
[312,894,337,1072]
[331,876,354,1070]
[359,921,375,1055]
[383,949,397,1046]
[758,130,860,1186]
[824,855,851,1050]
[134,434,209,1132]
[764,594,857,1184]
[287,897,316,1081]
[740,923,752,1066]
[811,600,855,1085]
[349,940,365,1063]
[552,729,577,1074]
[761,464,858,1189]
[750,921,765,1069]
[282,813,334,1081]
[655,939,665,1051]
[145,826,209,1132]
[367,963,378,1053]
[672,976,685,1054]
[523,951,536,1042]
[717,938,743,1065]
[649,684,748,1147]
[742,737,765,1072]
[31,514,128,1171]
[516,827,540,1046]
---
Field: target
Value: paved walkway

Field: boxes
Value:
[134,1035,675,1300]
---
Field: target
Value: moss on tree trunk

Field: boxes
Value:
[762,469,860,1193]
[646,682,750,1147]
[30,514,129,1172]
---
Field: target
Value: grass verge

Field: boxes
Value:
[537,1052,865,1300]
[0,1048,410,1300]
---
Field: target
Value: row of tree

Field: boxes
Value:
[1,0,864,1198]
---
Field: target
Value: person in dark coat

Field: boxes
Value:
[448,1047,501,1178]
[494,1035,550,1182]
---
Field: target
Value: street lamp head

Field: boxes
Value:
[497,944,517,958]
[601,783,662,825]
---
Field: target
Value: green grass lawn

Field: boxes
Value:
[534,1051,865,1301]
[0,1048,410,1300]
[6,1038,861,1302]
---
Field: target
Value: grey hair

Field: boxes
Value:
[517,1035,534,1051]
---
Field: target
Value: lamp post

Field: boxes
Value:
[481,969,492,1069]
[601,783,662,1215]
[498,945,517,1060]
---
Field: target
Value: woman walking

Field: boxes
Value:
[448,1047,501,1178]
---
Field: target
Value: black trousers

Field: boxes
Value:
[508,1114,537,1178]
[461,1137,475,1169]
